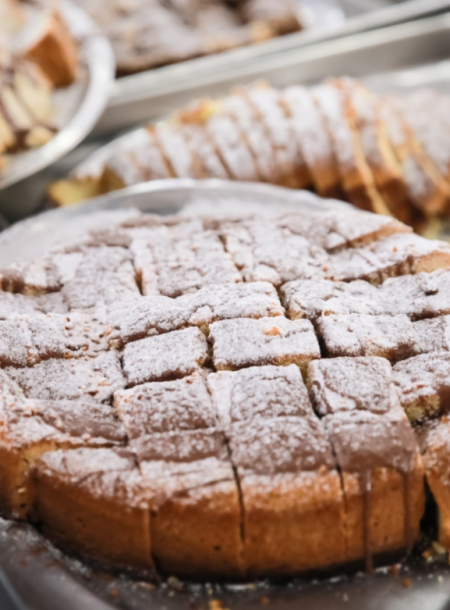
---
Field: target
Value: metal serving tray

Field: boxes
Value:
[0,1,115,221]
[98,0,450,135]
[13,7,450,220]
[0,180,448,610]
[61,12,450,204]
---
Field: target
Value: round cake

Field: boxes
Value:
[1,202,450,580]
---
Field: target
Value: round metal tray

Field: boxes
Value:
[0,0,115,222]
[0,180,449,610]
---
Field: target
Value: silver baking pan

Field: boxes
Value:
[98,0,450,135]
[60,12,450,201]
[0,180,448,610]
[0,1,115,222]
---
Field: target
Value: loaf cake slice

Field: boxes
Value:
[380,97,450,216]
[313,81,390,215]
[282,85,341,197]
[244,85,309,188]
[341,79,411,223]
[394,352,450,422]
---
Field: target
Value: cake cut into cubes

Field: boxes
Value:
[3,201,450,581]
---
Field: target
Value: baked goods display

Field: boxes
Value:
[68,0,303,76]
[0,0,79,167]
[49,79,450,233]
[3,200,450,579]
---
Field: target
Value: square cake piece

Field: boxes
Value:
[0,291,67,319]
[0,412,76,519]
[130,219,242,297]
[220,218,329,286]
[32,448,153,571]
[0,310,110,367]
[21,310,109,365]
[0,367,126,519]
[5,352,125,403]
[282,270,450,323]
[227,416,347,576]
[209,317,320,373]
[245,86,306,188]
[329,233,450,284]
[282,85,341,196]
[325,412,424,564]
[108,294,187,348]
[317,314,417,361]
[135,427,226,464]
[281,278,385,321]
[54,246,141,310]
[379,270,450,320]
[279,208,409,253]
[393,352,450,422]
[308,357,424,565]
[412,316,450,355]
[0,394,127,519]
[207,364,313,427]
[0,257,60,295]
[307,357,402,417]
[416,417,450,550]
[114,373,217,437]
[122,327,208,387]
[183,281,284,332]
[141,453,244,579]
[32,399,127,447]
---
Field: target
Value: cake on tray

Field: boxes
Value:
[2,203,450,580]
